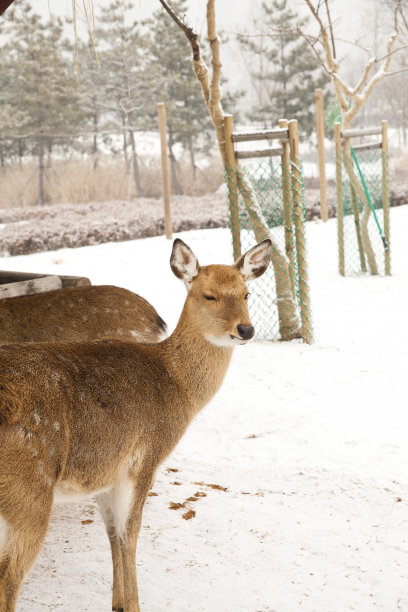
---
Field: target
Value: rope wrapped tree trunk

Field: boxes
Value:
[342,135,378,275]
[159,0,301,340]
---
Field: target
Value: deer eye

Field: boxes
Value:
[204,295,216,301]
[244,293,250,300]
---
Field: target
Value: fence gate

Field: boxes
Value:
[223,115,312,344]
[335,121,391,277]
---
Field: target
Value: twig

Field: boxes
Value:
[324,0,336,59]
[82,0,100,69]
[72,0,80,81]
[158,0,200,61]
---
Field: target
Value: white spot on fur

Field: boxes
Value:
[42,475,53,488]
[32,412,40,425]
[131,330,143,340]
[53,422,60,431]
[17,426,31,442]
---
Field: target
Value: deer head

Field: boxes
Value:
[170,238,272,347]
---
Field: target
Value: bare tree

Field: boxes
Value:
[158,0,301,341]
[296,0,408,273]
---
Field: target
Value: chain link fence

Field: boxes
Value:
[335,128,391,277]
[225,155,312,342]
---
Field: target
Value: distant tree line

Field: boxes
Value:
[2,0,405,206]
[237,0,408,144]
[237,0,329,137]
[0,0,239,201]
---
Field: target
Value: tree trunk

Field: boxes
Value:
[167,123,183,195]
[129,129,143,197]
[93,108,98,170]
[18,139,23,166]
[47,140,52,168]
[188,134,197,180]
[236,168,301,340]
[342,118,378,275]
[122,116,128,163]
[38,137,45,207]
[159,0,301,338]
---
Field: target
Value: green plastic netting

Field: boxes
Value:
[336,145,391,276]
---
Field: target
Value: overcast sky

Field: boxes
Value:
[30,0,378,42]
[10,0,392,97]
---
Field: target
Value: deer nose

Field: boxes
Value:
[237,324,255,340]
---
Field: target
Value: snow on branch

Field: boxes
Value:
[300,0,402,126]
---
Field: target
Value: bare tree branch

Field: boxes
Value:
[376,42,408,62]
[158,0,200,61]
[351,57,376,95]
[373,65,408,77]
[324,0,336,59]
[158,0,302,339]
[347,31,398,123]
[301,0,402,275]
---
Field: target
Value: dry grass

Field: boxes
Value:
[0,155,225,209]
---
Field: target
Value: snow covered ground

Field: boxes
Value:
[1,206,408,611]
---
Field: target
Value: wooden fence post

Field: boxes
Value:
[157,103,172,240]
[315,89,328,221]
[334,122,345,276]
[279,118,295,298]
[223,114,241,261]
[382,120,391,276]
[288,119,313,344]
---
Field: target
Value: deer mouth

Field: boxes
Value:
[229,335,249,345]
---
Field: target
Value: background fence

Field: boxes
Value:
[224,117,312,343]
[335,122,391,277]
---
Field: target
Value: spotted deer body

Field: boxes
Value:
[0,285,167,344]
[0,238,272,611]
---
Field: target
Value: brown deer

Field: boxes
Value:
[0,285,167,344]
[0,237,272,612]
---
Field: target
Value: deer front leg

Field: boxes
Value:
[119,468,156,612]
[97,465,154,612]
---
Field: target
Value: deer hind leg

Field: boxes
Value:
[0,426,56,612]
[0,508,52,612]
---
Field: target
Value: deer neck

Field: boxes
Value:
[161,301,234,414]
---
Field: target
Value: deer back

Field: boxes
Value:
[0,285,167,344]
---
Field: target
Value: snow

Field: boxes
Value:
[1,205,408,611]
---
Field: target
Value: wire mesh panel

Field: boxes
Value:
[225,155,312,342]
[335,123,391,278]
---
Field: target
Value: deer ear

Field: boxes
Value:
[235,239,272,282]
[170,239,200,290]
